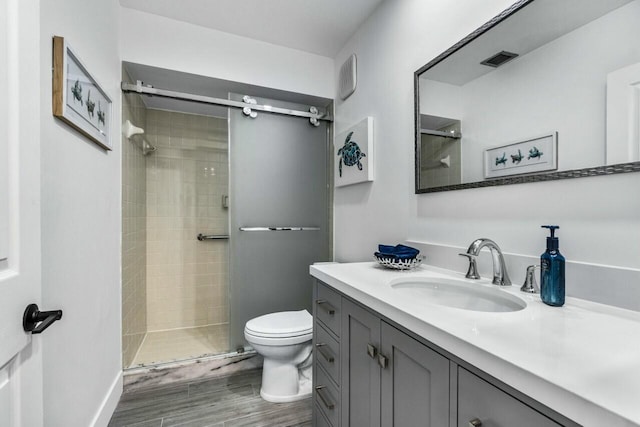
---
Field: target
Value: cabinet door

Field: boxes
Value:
[458,368,561,427]
[341,299,381,427]
[380,322,450,427]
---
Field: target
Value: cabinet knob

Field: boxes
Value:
[469,419,482,427]
[378,354,388,369]
[367,343,377,359]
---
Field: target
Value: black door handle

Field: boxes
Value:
[23,303,63,334]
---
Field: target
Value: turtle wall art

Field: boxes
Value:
[334,117,374,187]
[337,132,366,177]
[483,132,557,179]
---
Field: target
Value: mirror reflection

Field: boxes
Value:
[415,0,640,192]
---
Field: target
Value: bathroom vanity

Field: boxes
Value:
[310,262,640,427]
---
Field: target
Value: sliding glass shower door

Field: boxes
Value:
[229,94,330,350]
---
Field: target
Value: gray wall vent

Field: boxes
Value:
[339,54,357,100]
[480,51,518,67]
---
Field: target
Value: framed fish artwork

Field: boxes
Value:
[52,36,112,150]
[335,117,374,187]
[484,132,557,179]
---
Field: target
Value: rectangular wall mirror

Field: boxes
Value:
[415,0,640,193]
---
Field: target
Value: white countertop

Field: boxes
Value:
[310,262,640,427]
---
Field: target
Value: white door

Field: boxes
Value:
[0,0,43,426]
[606,62,640,164]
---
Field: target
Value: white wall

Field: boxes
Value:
[120,8,335,99]
[334,0,517,261]
[333,0,640,297]
[40,0,122,425]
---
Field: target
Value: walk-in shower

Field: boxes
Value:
[121,63,332,369]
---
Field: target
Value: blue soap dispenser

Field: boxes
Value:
[540,225,565,307]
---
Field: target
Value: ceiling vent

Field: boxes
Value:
[339,54,357,100]
[480,50,518,68]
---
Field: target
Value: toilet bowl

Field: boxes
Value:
[244,309,313,403]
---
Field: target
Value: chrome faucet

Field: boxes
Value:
[459,238,512,286]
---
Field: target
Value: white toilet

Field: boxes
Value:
[244,309,313,403]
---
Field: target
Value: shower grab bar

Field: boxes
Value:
[197,233,229,241]
[239,227,320,232]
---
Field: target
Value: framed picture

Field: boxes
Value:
[484,132,557,179]
[52,36,112,150]
[335,117,374,187]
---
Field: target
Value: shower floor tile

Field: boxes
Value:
[132,324,229,367]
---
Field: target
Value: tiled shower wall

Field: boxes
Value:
[145,109,229,332]
[122,68,148,367]
[420,122,462,188]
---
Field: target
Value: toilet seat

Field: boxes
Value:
[244,329,312,346]
[245,310,312,338]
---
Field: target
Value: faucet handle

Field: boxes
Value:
[520,265,540,293]
[459,253,481,280]
[458,253,476,260]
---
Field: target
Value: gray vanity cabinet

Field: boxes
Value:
[312,280,575,427]
[340,298,450,427]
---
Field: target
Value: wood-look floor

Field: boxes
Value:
[109,369,312,427]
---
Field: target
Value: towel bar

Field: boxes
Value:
[239,227,320,232]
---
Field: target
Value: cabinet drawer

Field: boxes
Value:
[315,323,340,385]
[458,368,561,427]
[315,363,340,426]
[313,404,333,427]
[315,282,341,336]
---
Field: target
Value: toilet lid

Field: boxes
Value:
[245,310,313,338]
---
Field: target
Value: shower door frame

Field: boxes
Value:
[121,81,333,123]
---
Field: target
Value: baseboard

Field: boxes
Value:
[89,370,123,427]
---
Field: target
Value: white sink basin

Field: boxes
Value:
[389,277,526,313]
